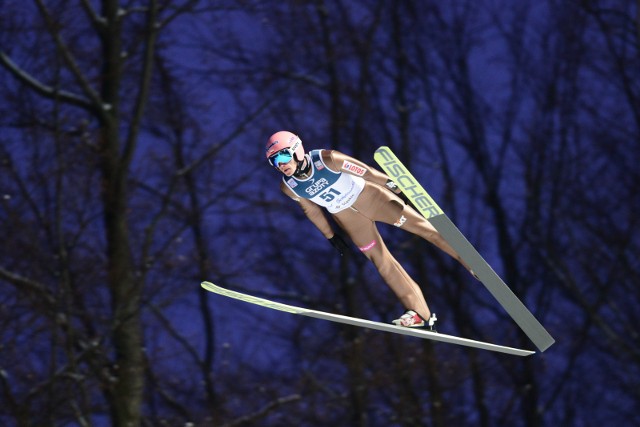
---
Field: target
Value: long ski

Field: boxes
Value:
[202,281,534,357]
[373,146,555,352]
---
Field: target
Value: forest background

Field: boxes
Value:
[1,0,638,426]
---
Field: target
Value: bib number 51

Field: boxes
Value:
[319,188,341,202]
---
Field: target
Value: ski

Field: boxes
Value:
[202,281,534,357]
[374,146,555,352]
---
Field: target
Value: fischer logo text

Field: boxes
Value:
[376,148,441,218]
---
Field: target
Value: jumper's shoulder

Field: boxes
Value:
[320,149,338,170]
[322,150,366,174]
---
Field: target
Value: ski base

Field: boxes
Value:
[202,281,534,357]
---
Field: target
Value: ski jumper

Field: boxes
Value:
[281,149,460,321]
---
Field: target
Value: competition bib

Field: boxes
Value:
[284,150,364,213]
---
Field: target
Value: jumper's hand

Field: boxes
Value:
[387,179,411,205]
[385,179,400,194]
[328,234,349,257]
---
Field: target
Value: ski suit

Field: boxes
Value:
[280,149,461,321]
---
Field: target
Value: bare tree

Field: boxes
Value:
[0,0,240,425]
[1,0,639,426]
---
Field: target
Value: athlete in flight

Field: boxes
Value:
[266,130,474,328]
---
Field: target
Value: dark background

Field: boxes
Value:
[1,1,638,426]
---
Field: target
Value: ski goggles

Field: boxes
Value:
[268,148,294,168]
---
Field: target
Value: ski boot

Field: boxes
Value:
[392,310,438,332]
[392,310,425,328]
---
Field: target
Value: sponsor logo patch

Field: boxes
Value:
[341,160,367,176]
[304,178,330,196]
[314,160,325,170]
[286,178,298,188]
[265,141,279,156]
[394,215,407,227]
[359,240,377,252]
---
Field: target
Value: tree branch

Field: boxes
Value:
[78,0,108,31]
[33,0,105,115]
[221,394,301,427]
[0,51,93,111]
[0,266,56,308]
[123,0,159,166]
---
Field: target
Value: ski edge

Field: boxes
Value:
[201,281,535,357]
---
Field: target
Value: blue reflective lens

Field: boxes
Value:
[269,150,293,168]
